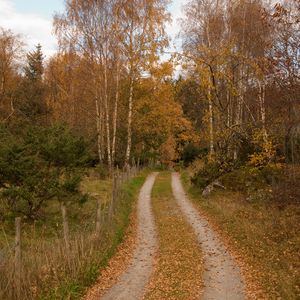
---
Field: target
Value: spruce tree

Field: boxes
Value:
[16,44,48,124]
[24,43,44,81]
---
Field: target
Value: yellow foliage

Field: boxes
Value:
[133,63,197,164]
[248,130,276,167]
[160,136,177,166]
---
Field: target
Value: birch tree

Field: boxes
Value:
[181,0,271,160]
[54,0,118,171]
[54,0,170,169]
[118,0,170,168]
[0,28,23,122]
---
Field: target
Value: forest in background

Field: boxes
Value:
[0,0,300,221]
[0,1,299,160]
[1,1,300,196]
[0,0,300,299]
[2,0,300,166]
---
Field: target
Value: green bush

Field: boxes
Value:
[0,125,90,219]
[220,164,281,202]
[181,143,204,166]
[191,159,234,189]
[94,164,109,179]
[221,165,280,192]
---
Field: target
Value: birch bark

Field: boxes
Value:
[125,74,134,168]
[112,58,120,165]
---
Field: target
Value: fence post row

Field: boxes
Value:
[4,167,140,299]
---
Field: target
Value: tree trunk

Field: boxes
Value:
[208,88,215,159]
[101,108,105,161]
[125,75,134,168]
[226,90,231,128]
[259,81,267,142]
[104,63,112,172]
[95,96,103,163]
[112,58,120,165]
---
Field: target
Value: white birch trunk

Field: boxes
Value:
[208,88,215,159]
[104,62,112,172]
[259,81,267,142]
[95,96,103,163]
[125,75,134,168]
[112,58,120,165]
[100,106,105,162]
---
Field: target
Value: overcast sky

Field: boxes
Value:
[0,0,188,58]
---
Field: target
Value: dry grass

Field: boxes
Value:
[80,176,112,200]
[0,168,145,300]
[188,159,204,177]
[83,205,138,300]
[181,171,300,299]
[143,172,203,300]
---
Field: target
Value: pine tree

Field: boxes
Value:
[16,44,47,124]
[24,43,44,81]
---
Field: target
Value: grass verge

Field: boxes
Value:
[0,170,147,300]
[39,171,147,300]
[181,170,300,299]
[143,172,203,300]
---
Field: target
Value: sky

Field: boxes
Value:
[0,0,188,59]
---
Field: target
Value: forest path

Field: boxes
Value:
[100,172,158,300]
[171,172,245,300]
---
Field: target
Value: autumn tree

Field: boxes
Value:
[45,52,96,139]
[174,76,205,132]
[132,62,197,165]
[267,0,300,163]
[53,0,170,170]
[180,0,272,162]
[54,0,119,171]
[115,0,170,168]
[0,28,23,123]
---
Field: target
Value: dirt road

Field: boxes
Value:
[98,172,245,300]
[100,173,158,300]
[171,172,245,300]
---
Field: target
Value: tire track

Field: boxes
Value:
[100,172,158,300]
[171,172,245,300]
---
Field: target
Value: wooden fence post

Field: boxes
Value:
[137,158,140,171]
[14,217,21,300]
[115,174,120,204]
[109,177,114,221]
[95,198,102,235]
[61,202,70,256]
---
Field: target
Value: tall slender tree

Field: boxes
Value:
[0,28,23,123]
[54,0,170,169]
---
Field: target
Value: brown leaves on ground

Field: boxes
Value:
[190,190,299,299]
[143,172,203,300]
[196,208,268,300]
[83,206,138,300]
